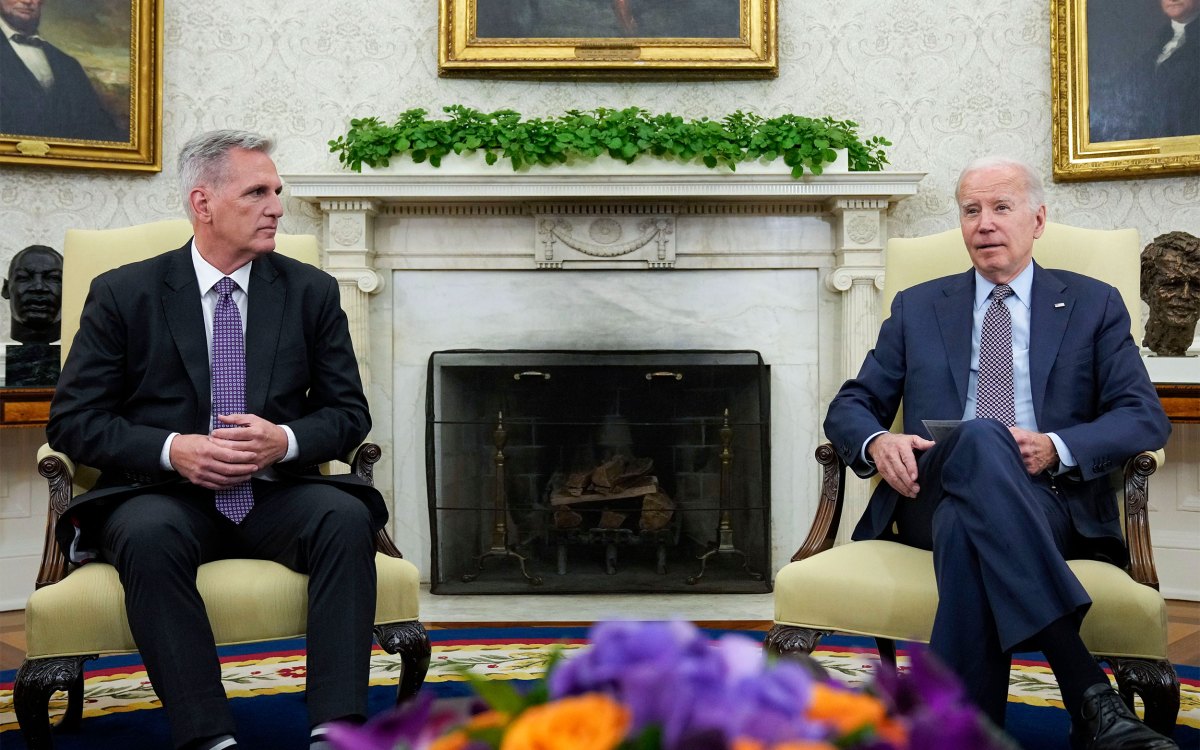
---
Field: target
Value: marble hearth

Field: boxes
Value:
[284,163,925,585]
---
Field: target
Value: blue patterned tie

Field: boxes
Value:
[976,284,1017,427]
[211,277,254,523]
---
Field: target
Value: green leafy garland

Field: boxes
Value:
[329,106,891,178]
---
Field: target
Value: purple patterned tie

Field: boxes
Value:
[975,283,1017,427]
[211,277,254,523]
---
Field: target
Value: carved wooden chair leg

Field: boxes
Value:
[60,668,86,730]
[1104,656,1181,736]
[763,624,828,658]
[14,655,94,750]
[375,621,432,704]
[875,638,898,673]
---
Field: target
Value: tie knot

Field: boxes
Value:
[990,284,1013,303]
[215,277,237,297]
[10,33,44,47]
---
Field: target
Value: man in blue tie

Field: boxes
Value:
[48,131,387,750]
[824,156,1174,749]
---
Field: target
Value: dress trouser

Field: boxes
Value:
[886,419,1092,724]
[99,479,378,749]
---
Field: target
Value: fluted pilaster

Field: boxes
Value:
[319,200,384,390]
[826,199,888,545]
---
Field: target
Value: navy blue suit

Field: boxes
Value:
[824,262,1170,719]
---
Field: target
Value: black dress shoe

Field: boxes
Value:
[1069,683,1178,749]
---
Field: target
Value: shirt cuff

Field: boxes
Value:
[280,425,299,462]
[160,432,179,471]
[854,430,889,478]
[1047,432,1076,475]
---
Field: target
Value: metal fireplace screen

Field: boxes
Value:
[426,350,770,594]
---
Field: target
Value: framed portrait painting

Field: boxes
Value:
[0,0,162,171]
[439,0,776,79]
[1051,0,1200,180]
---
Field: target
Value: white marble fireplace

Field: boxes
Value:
[285,162,925,584]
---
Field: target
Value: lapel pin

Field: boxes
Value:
[1054,302,1065,308]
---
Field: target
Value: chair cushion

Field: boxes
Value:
[25,553,420,659]
[774,540,1167,660]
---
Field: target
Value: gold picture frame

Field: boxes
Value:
[0,0,162,172]
[1051,0,1199,181]
[439,0,776,79]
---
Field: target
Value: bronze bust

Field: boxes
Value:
[1141,231,1200,357]
[3,244,64,345]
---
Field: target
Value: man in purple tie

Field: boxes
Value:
[824,157,1173,749]
[48,130,387,750]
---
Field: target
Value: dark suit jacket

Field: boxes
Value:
[0,34,124,141]
[47,243,387,558]
[1145,19,1200,138]
[824,263,1171,567]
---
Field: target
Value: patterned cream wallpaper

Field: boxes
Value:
[1,0,1198,328]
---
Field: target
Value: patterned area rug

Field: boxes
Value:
[1,627,1196,749]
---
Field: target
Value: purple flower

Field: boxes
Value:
[550,621,828,750]
[875,647,1018,750]
[325,693,459,750]
[718,660,827,745]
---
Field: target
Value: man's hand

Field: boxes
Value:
[211,414,289,469]
[168,414,289,490]
[169,433,259,489]
[1009,427,1058,475]
[867,432,936,498]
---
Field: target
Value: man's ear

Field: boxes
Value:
[188,187,212,223]
[1,279,9,301]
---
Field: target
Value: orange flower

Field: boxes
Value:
[804,683,906,744]
[465,710,510,731]
[432,710,510,750]
[500,694,630,750]
[430,733,469,750]
[805,683,887,734]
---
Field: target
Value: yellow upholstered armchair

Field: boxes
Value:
[14,220,430,749]
[766,223,1179,733]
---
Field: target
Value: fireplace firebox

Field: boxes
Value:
[427,350,770,594]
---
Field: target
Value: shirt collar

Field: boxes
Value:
[0,17,37,42]
[1170,18,1191,36]
[190,239,253,295]
[973,261,1034,311]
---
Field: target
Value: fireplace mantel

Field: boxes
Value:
[284,166,925,573]
[286,165,925,203]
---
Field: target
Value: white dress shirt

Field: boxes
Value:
[0,17,54,89]
[1157,19,1189,65]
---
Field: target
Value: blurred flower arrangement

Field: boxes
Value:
[327,620,1017,750]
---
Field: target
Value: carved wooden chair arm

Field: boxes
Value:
[35,445,75,589]
[1122,450,1161,590]
[346,442,405,560]
[791,443,846,562]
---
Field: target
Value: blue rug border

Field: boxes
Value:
[3,627,1198,683]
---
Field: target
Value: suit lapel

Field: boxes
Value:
[245,255,284,416]
[160,243,210,430]
[934,269,975,412]
[1028,264,1073,422]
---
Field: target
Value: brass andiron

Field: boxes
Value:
[687,408,764,585]
[462,411,543,585]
